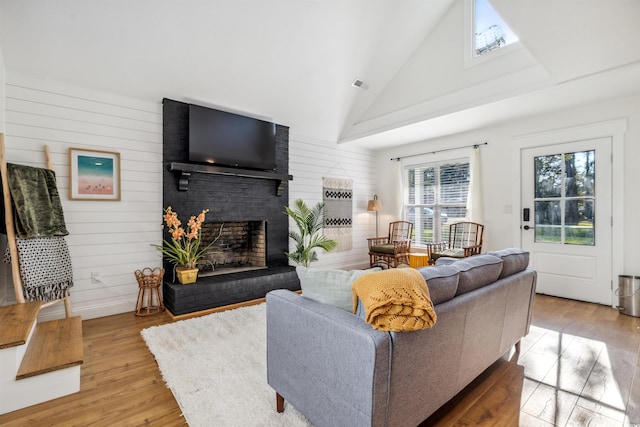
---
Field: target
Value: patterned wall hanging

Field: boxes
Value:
[322,177,353,252]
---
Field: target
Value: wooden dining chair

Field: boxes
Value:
[367,221,413,268]
[430,222,484,263]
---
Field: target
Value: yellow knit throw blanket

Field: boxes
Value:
[351,268,437,332]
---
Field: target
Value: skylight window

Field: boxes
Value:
[474,0,518,56]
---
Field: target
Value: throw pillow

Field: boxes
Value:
[296,266,380,312]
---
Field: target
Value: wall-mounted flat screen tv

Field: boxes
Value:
[188,104,277,170]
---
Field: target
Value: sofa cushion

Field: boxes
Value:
[417,265,459,305]
[486,248,530,278]
[296,266,380,312]
[434,257,459,266]
[448,255,504,296]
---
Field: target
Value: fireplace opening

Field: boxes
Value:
[198,220,267,277]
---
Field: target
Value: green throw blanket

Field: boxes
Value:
[5,163,69,239]
[0,163,73,302]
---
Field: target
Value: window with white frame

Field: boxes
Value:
[464,0,521,67]
[405,160,470,245]
[473,0,518,57]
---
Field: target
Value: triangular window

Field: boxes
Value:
[474,0,518,57]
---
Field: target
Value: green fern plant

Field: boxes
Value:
[285,199,338,267]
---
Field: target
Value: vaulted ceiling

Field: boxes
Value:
[1,0,639,149]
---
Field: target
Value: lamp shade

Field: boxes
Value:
[367,196,382,212]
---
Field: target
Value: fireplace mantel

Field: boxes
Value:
[170,162,293,196]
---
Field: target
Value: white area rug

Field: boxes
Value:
[141,304,312,427]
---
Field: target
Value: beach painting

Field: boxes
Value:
[69,148,121,201]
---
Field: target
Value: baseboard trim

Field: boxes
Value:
[36,300,136,322]
[16,289,307,322]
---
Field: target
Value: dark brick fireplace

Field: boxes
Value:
[161,98,300,315]
[199,220,267,275]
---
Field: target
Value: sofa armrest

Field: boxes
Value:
[266,289,391,427]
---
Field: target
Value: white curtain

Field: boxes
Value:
[393,159,404,220]
[466,146,484,223]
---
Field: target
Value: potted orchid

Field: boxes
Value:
[156,206,222,284]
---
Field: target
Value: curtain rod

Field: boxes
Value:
[390,142,488,161]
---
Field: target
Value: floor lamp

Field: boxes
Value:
[367,195,382,237]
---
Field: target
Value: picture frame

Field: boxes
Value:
[69,148,121,201]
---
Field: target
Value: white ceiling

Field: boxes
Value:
[1,0,639,150]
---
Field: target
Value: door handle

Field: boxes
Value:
[523,225,531,230]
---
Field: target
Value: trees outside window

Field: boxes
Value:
[534,150,595,245]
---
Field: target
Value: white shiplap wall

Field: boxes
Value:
[2,74,163,320]
[0,49,7,305]
[289,133,378,270]
[0,73,379,318]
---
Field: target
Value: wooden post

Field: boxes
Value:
[44,144,53,169]
[276,392,285,413]
[44,144,72,317]
[0,134,26,303]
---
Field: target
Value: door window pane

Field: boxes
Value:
[535,201,561,243]
[565,151,594,197]
[535,155,562,198]
[532,150,596,246]
[565,200,595,245]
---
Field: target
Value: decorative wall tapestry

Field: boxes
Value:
[322,177,353,252]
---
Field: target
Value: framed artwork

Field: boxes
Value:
[69,148,121,201]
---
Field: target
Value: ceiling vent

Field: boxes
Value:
[351,78,367,89]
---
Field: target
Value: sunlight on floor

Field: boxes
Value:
[518,325,637,426]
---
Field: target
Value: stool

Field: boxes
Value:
[135,267,165,316]
[409,253,430,269]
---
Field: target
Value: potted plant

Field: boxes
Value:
[155,207,222,284]
[285,199,337,267]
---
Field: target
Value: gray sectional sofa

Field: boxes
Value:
[266,248,536,427]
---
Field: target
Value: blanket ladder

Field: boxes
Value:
[0,133,72,317]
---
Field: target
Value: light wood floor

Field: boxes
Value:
[423,295,640,426]
[1,294,639,426]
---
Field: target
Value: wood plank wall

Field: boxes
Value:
[0,73,379,318]
[288,133,378,269]
[1,74,163,321]
[0,53,6,305]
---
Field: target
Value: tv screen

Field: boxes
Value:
[188,104,276,170]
